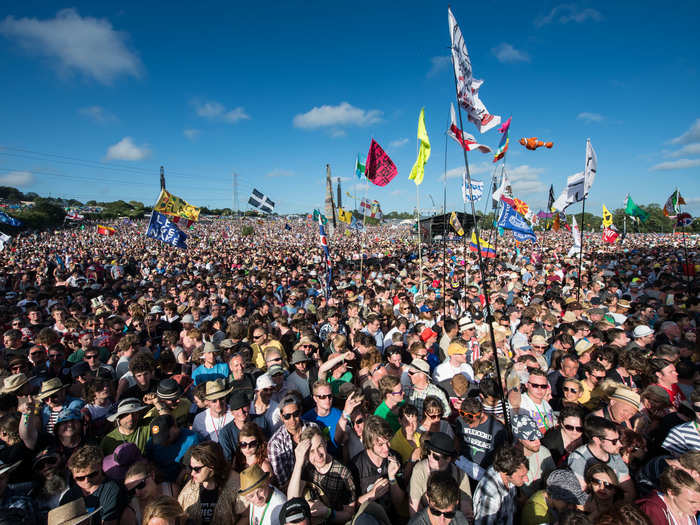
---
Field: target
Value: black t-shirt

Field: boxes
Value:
[349,450,404,518]
[123,378,159,402]
[229,374,255,403]
[454,414,506,468]
[59,478,124,522]
[541,427,567,466]
[199,485,220,525]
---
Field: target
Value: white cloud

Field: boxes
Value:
[508,165,546,194]
[183,129,200,140]
[105,137,150,161]
[293,102,382,129]
[667,143,700,157]
[650,158,700,171]
[352,182,370,193]
[390,138,409,148]
[670,118,700,145]
[0,170,34,187]
[577,112,604,123]
[192,100,250,123]
[266,169,295,178]
[427,56,451,78]
[492,43,530,63]
[0,8,141,84]
[442,162,492,180]
[535,5,603,27]
[78,105,117,123]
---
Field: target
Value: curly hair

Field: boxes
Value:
[67,444,103,473]
[492,444,527,476]
[129,351,155,374]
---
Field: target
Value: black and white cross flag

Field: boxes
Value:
[248,189,275,213]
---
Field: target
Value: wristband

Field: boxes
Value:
[342,412,351,422]
[388,478,397,485]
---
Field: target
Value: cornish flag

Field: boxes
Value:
[248,189,275,213]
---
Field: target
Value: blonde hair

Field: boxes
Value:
[142,495,186,525]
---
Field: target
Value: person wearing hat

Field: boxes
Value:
[285,350,314,400]
[100,397,151,455]
[38,377,85,435]
[406,359,451,418]
[408,432,472,516]
[48,498,101,525]
[145,414,200,483]
[192,379,235,443]
[144,378,191,428]
[219,390,270,463]
[511,414,555,500]
[521,468,587,525]
[630,324,655,351]
[239,463,286,525]
[251,373,282,433]
[432,341,474,384]
[319,307,347,343]
[102,442,143,482]
[279,497,311,525]
[418,326,440,371]
[0,373,30,396]
[191,342,230,386]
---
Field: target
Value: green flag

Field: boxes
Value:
[625,195,648,223]
[354,154,365,179]
[312,209,327,225]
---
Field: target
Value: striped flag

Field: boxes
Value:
[448,104,492,153]
[248,189,275,213]
[493,117,511,163]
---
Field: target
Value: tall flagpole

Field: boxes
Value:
[442,109,449,319]
[576,138,590,302]
[417,184,424,296]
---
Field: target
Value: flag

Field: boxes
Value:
[624,195,649,223]
[470,232,496,257]
[284,223,292,231]
[553,213,560,231]
[146,211,187,249]
[602,227,619,243]
[461,177,484,202]
[448,8,501,133]
[360,199,382,219]
[447,104,492,153]
[547,185,555,212]
[154,189,201,221]
[169,216,195,229]
[491,171,511,203]
[552,172,585,211]
[571,216,581,248]
[318,221,332,298]
[0,211,22,227]
[65,212,84,221]
[349,216,365,232]
[312,209,328,225]
[663,189,686,217]
[337,207,353,224]
[493,116,511,163]
[365,139,397,186]
[677,212,693,227]
[97,225,116,236]
[602,205,613,228]
[408,108,431,185]
[497,201,536,242]
[248,189,275,213]
[584,139,597,197]
[354,154,366,180]
[0,232,10,251]
[449,212,464,236]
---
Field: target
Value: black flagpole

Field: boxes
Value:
[443,109,449,321]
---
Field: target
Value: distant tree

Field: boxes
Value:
[0,186,24,201]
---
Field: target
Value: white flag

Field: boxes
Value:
[462,176,484,202]
[553,171,586,212]
[0,232,10,251]
[572,216,581,248]
[491,171,511,202]
[584,139,597,197]
[448,104,492,153]
[448,8,501,134]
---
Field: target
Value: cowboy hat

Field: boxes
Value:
[48,498,102,525]
[204,378,232,401]
[37,377,69,400]
[0,373,28,394]
[238,464,270,496]
[106,398,148,423]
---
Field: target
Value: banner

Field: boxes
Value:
[512,230,536,243]
[146,211,187,249]
[248,189,275,213]
[154,189,201,221]
[462,177,483,202]
[0,211,22,227]
[447,103,491,153]
[602,227,619,243]
[312,209,328,225]
[408,108,431,186]
[360,199,382,219]
[349,216,365,232]
[97,225,116,236]
[602,205,613,228]
[337,207,353,224]
[497,201,536,242]
[365,139,397,187]
[449,212,464,236]
[677,212,693,227]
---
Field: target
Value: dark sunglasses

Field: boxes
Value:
[29,351,44,356]
[191,465,206,473]
[74,470,100,482]
[84,355,98,360]
[353,417,365,426]
[591,478,614,489]
[127,478,148,496]
[693,405,700,413]
[315,394,332,400]
[562,387,579,394]
[528,383,548,390]
[563,424,583,432]
[425,412,443,420]
[430,451,448,462]
[239,440,258,449]
[600,436,619,445]
[429,507,456,519]
[281,410,301,420]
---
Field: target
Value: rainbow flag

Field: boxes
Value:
[469,232,496,258]
[493,116,511,163]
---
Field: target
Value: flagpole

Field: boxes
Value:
[449,48,511,439]
[359,181,370,281]
[576,139,590,302]
[442,110,450,320]
[417,183,424,296]
[679,198,692,296]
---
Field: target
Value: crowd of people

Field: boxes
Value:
[0,216,697,525]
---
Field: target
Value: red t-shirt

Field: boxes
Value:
[656,382,685,408]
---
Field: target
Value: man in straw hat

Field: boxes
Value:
[239,464,286,525]
[38,377,84,435]
[0,373,30,396]
[192,378,234,442]
[48,498,101,525]
[100,397,150,455]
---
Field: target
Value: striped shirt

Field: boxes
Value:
[473,465,517,525]
[662,421,700,457]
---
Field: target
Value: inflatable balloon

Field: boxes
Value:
[519,137,554,150]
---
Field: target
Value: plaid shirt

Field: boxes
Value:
[473,466,516,525]
[302,459,356,510]
[406,382,452,417]
[267,422,317,488]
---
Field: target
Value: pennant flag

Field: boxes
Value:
[448,8,501,133]
[497,201,536,242]
[248,189,275,213]
[365,139,397,187]
[0,232,11,251]
[337,207,353,224]
[408,108,431,185]
[360,199,382,219]
[0,211,22,227]
[312,209,328,225]
[584,139,597,197]
[354,154,366,180]
[462,177,484,202]
[602,205,613,228]
[154,189,201,221]
[146,211,188,249]
[624,195,649,223]
[552,172,584,211]
[493,116,511,163]
[349,216,365,232]
[449,212,464,236]
[602,227,619,243]
[547,185,555,212]
[97,225,116,236]
[663,189,686,217]
[677,212,693,227]
[447,104,492,153]
[469,232,496,257]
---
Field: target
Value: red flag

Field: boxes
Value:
[97,225,116,236]
[447,104,492,154]
[365,139,397,187]
[602,227,619,243]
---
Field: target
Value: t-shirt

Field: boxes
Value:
[192,362,230,386]
[374,401,401,433]
[59,479,124,522]
[249,486,286,525]
[199,485,219,525]
[455,414,506,468]
[519,394,556,435]
[520,490,552,525]
[192,409,235,442]
[328,371,353,396]
[655,383,686,409]
[567,444,629,482]
[146,429,200,481]
[301,459,356,510]
[349,449,405,520]
[409,460,471,509]
[101,424,151,455]
[390,428,421,463]
[123,378,159,402]
[302,407,342,456]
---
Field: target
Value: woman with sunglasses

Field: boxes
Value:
[541,405,585,466]
[582,463,622,522]
[120,460,178,525]
[418,396,454,438]
[233,423,272,477]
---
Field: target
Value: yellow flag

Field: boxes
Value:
[449,211,464,236]
[337,207,352,224]
[602,205,613,228]
[154,189,201,221]
[408,108,431,185]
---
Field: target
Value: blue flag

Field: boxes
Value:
[512,230,536,243]
[0,211,22,227]
[146,211,187,249]
[284,223,292,231]
[497,201,537,242]
[349,216,364,231]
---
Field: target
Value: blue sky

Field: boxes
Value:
[0,1,698,216]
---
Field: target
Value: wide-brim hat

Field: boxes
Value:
[610,387,641,410]
[426,432,457,456]
[290,350,310,365]
[204,378,233,401]
[48,499,102,525]
[238,464,270,496]
[408,358,430,375]
[293,337,318,351]
[106,397,148,422]
[157,378,182,400]
[37,377,69,400]
[0,460,22,477]
[0,373,29,394]
[202,341,220,353]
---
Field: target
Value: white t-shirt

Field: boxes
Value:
[249,487,286,525]
[250,399,281,433]
[192,408,235,442]
[518,394,556,434]
[433,361,474,383]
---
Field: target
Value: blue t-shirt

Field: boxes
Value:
[302,407,342,456]
[191,362,230,385]
[146,428,200,481]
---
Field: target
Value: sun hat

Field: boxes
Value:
[408,358,430,375]
[267,364,285,376]
[610,387,641,410]
[55,408,82,426]
[48,498,102,525]
[202,341,220,353]
[530,335,548,347]
[426,432,457,456]
[575,339,594,355]
[290,350,310,365]
[219,339,235,349]
[546,468,588,506]
[447,342,467,356]
[256,373,274,391]
[512,414,543,441]
[293,336,318,351]
[107,397,148,423]
[204,378,233,401]
[238,464,270,496]
[182,314,195,324]
[0,373,28,394]
[561,311,577,323]
[102,442,143,481]
[633,325,654,338]
[37,377,69,400]
[420,327,438,342]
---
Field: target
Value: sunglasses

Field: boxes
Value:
[430,451,448,462]
[353,417,365,426]
[315,394,332,400]
[563,424,583,432]
[49,354,62,359]
[425,412,443,420]
[600,436,619,445]
[127,478,148,496]
[693,406,700,413]
[429,507,456,519]
[281,410,301,420]
[74,470,100,482]
[562,387,579,394]
[591,478,614,489]
[460,410,482,419]
[240,440,258,449]
[191,465,206,473]
[85,355,98,360]
[528,383,548,390]
[390,390,403,396]
[253,334,264,340]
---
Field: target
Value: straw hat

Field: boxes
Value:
[238,464,270,496]
[610,387,641,410]
[48,498,102,525]
[0,373,28,394]
[293,337,318,351]
[204,378,232,401]
[37,377,69,400]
